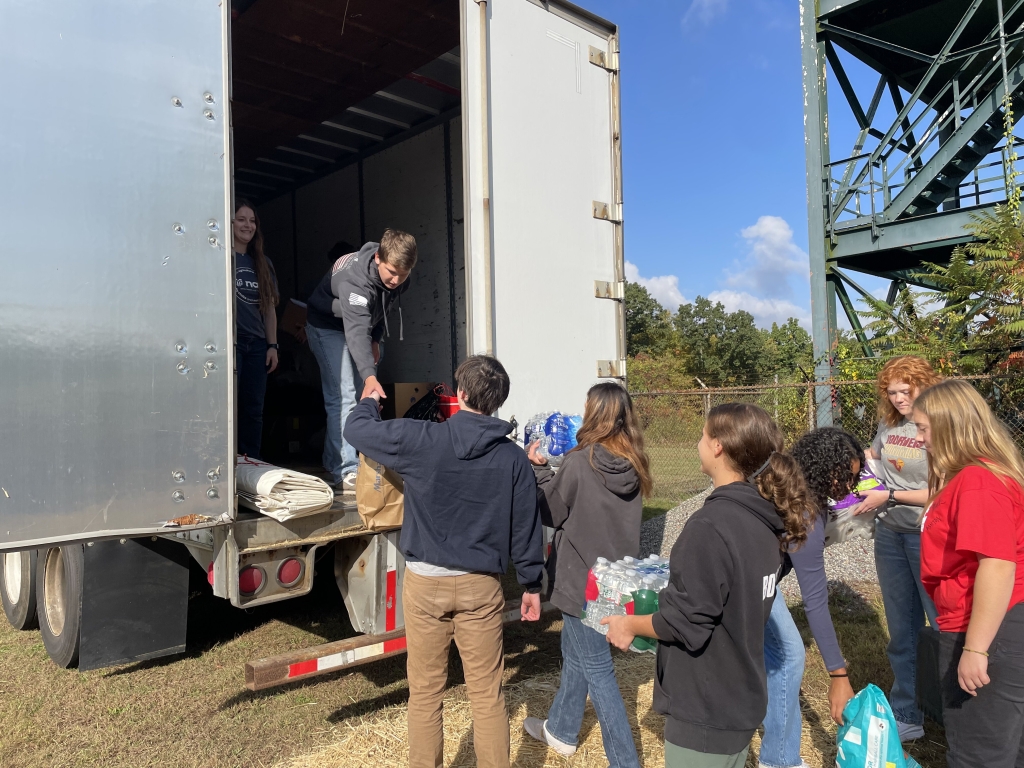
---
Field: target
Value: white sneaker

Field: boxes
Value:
[897,721,925,741]
[523,717,576,756]
[335,472,357,496]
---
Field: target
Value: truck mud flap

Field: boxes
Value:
[80,537,190,671]
[244,599,554,691]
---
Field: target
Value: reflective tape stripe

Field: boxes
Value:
[286,636,409,678]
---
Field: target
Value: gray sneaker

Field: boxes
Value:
[335,472,357,496]
[523,717,576,756]
[897,720,925,742]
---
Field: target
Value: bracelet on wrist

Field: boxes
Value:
[829,673,849,678]
[963,647,989,657]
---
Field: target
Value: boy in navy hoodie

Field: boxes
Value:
[344,355,543,768]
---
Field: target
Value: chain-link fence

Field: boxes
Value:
[633,376,1024,504]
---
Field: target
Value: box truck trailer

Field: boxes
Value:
[0,0,624,678]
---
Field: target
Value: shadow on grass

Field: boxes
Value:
[105,551,359,678]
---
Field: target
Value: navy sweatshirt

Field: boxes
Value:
[344,399,544,591]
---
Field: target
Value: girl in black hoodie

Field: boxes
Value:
[522,383,652,767]
[605,403,812,768]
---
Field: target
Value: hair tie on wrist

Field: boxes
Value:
[829,673,849,678]
[749,451,778,481]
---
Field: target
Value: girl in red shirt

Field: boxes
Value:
[914,380,1024,768]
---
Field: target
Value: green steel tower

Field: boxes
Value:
[801,0,1024,425]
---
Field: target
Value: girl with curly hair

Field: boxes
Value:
[853,355,941,742]
[603,403,812,768]
[758,428,863,768]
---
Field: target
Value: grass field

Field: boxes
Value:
[0,564,948,767]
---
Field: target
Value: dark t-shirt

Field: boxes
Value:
[235,251,276,340]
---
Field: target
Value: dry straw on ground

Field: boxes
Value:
[278,650,664,768]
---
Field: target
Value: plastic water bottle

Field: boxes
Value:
[630,576,660,654]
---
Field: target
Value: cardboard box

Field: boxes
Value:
[395,382,436,419]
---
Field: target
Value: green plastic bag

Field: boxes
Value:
[836,684,921,768]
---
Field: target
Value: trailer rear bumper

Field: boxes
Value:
[244,599,555,690]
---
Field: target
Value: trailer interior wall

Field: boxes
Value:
[257,119,467,388]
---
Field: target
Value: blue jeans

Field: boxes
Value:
[760,596,806,767]
[236,334,268,458]
[546,613,640,768]
[875,523,938,726]
[306,324,361,484]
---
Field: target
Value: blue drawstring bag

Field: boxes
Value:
[836,684,921,768]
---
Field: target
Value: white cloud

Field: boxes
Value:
[682,0,728,27]
[708,289,812,329]
[724,215,808,300]
[625,260,687,312]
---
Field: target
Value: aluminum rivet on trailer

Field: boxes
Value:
[171,491,185,503]
[206,488,219,500]
[203,110,215,121]
[204,361,216,371]
[208,236,218,247]
[205,343,217,353]
[172,223,184,235]
[207,468,220,482]
[87,542,93,547]
[175,361,190,374]
[171,470,185,483]
[174,342,186,353]
[171,97,182,107]
[119,539,126,544]
[203,93,215,104]
[206,219,218,231]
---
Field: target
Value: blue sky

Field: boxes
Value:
[577,0,886,329]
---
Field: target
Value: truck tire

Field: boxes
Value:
[37,544,83,668]
[0,550,39,630]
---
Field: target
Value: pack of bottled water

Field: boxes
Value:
[524,411,583,468]
[580,555,670,653]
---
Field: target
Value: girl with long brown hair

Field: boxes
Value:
[915,380,1024,767]
[521,382,650,766]
[233,200,279,458]
[604,403,812,768]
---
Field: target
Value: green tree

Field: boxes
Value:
[673,297,768,385]
[763,318,813,381]
[624,282,676,357]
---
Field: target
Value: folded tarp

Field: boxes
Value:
[235,456,334,522]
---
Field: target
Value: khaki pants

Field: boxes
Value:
[404,569,509,768]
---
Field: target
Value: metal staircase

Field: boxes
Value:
[802,0,1024,425]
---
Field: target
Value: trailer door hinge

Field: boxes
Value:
[594,280,625,301]
[588,45,618,72]
[597,359,627,378]
[592,201,621,223]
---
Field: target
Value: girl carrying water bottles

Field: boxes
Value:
[604,403,812,768]
[522,382,652,767]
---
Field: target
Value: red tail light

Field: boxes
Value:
[277,558,304,588]
[239,565,265,596]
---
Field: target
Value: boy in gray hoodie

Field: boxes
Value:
[304,229,416,492]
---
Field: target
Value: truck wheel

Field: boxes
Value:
[37,544,83,668]
[0,550,39,630]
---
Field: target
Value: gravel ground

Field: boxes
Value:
[640,487,878,601]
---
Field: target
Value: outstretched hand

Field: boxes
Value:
[527,441,548,467]
[361,375,386,401]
